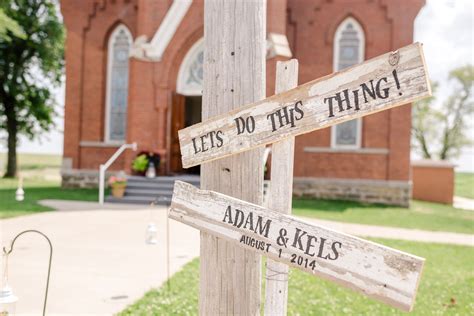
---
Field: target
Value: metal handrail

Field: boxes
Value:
[99,142,137,204]
[263,146,271,169]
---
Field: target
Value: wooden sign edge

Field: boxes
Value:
[178,42,432,168]
[169,180,426,312]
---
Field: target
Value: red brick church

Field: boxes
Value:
[60,0,425,206]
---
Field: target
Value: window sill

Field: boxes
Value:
[303,147,389,155]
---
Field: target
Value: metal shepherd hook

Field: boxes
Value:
[3,230,53,316]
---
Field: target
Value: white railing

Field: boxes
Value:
[263,146,271,169]
[99,142,137,205]
[262,147,272,206]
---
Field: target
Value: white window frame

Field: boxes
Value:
[176,38,204,96]
[105,24,133,143]
[331,17,364,149]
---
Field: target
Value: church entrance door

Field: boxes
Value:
[170,93,202,174]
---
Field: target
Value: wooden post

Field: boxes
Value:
[200,0,266,314]
[264,60,298,316]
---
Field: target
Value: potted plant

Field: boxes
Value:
[108,176,127,198]
[132,154,149,176]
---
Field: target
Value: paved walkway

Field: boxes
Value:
[39,199,147,211]
[0,204,200,315]
[1,200,472,315]
[303,217,473,246]
[454,196,474,211]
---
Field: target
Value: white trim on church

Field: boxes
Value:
[130,0,193,61]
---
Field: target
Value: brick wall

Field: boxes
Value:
[61,0,139,172]
[412,160,454,204]
[287,0,424,182]
[60,0,425,205]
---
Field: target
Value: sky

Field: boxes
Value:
[2,0,473,171]
[413,0,474,171]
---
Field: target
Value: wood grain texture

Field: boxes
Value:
[170,181,425,312]
[264,60,298,316]
[179,42,431,168]
[199,0,266,315]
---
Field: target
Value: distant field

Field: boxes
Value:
[0,152,62,171]
[455,172,474,199]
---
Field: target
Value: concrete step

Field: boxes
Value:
[105,195,171,205]
[125,188,173,197]
[106,177,269,205]
[106,175,199,205]
[127,175,200,185]
[125,182,175,190]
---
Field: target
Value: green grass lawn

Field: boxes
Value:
[455,172,474,199]
[119,239,474,316]
[0,153,99,218]
[0,177,99,219]
[293,198,474,234]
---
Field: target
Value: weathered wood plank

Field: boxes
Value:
[179,42,431,168]
[199,0,266,315]
[170,181,425,312]
[264,59,298,316]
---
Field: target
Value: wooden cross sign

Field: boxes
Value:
[178,43,430,168]
[170,42,431,312]
[169,181,424,311]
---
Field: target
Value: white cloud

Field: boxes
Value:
[415,0,473,90]
[414,0,474,172]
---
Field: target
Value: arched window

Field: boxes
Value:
[331,17,365,149]
[177,38,204,96]
[105,24,132,142]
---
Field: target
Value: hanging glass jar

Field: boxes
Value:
[0,254,18,315]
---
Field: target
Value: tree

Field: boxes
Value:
[0,8,25,40]
[412,65,474,160]
[0,0,64,177]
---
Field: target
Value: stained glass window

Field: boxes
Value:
[332,18,364,148]
[186,49,203,87]
[177,39,204,96]
[106,26,131,141]
[337,22,360,71]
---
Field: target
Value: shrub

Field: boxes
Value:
[132,154,149,173]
